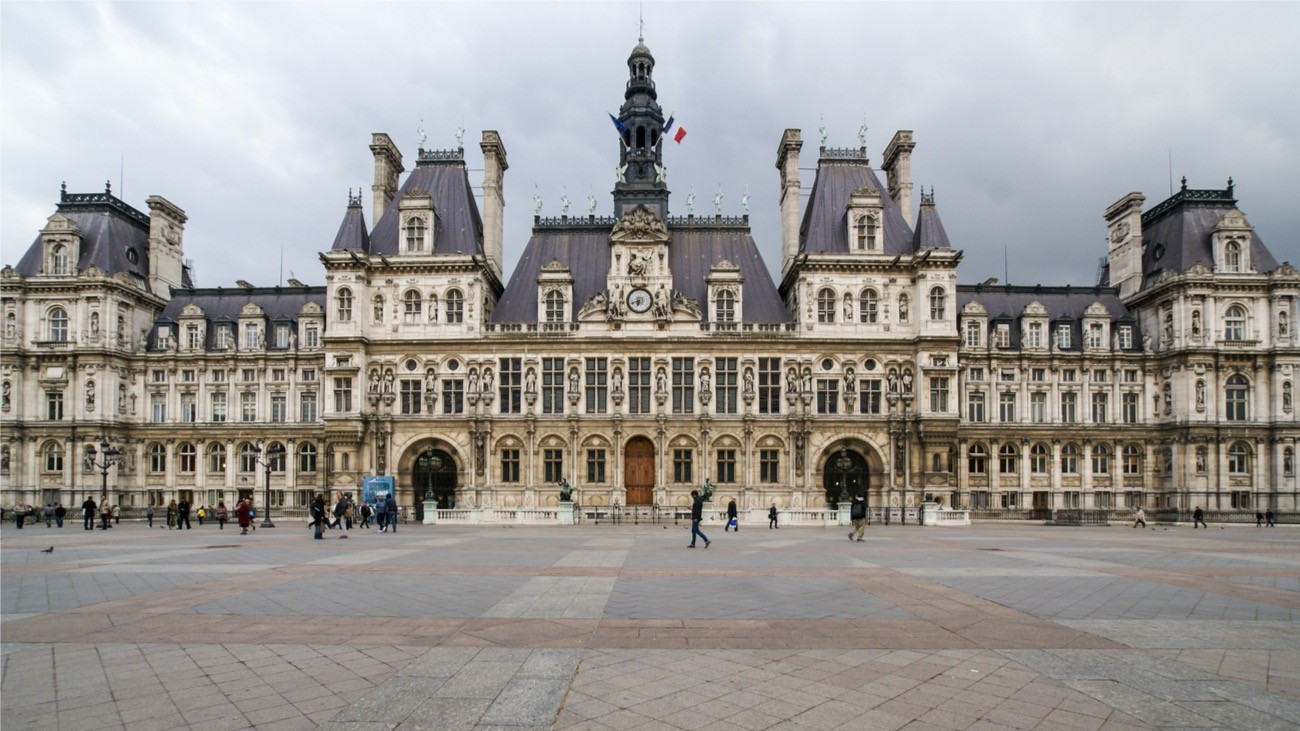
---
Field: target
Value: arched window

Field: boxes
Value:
[1123,443,1142,475]
[545,290,566,323]
[267,442,286,472]
[929,287,946,320]
[403,290,422,323]
[855,216,867,250]
[206,443,226,473]
[1224,305,1247,341]
[1225,374,1249,421]
[999,443,1019,474]
[50,244,68,275]
[298,443,317,473]
[1092,444,1110,475]
[445,289,465,323]
[336,288,353,322]
[817,288,836,323]
[712,290,734,323]
[44,441,64,472]
[1060,443,1080,474]
[1227,441,1251,474]
[178,443,196,473]
[967,443,987,474]
[1224,241,1241,272]
[149,443,167,473]
[1030,443,1050,474]
[405,217,425,252]
[859,289,878,323]
[898,294,910,323]
[48,307,69,341]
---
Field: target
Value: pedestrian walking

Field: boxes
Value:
[166,499,178,529]
[725,498,738,532]
[768,503,779,529]
[54,503,66,528]
[216,502,228,530]
[100,500,112,529]
[359,501,372,529]
[375,497,388,532]
[1256,511,1264,527]
[1266,509,1276,527]
[1192,506,1207,529]
[849,494,867,542]
[44,503,54,527]
[176,498,192,530]
[82,496,96,530]
[15,504,27,529]
[197,506,206,526]
[384,493,398,532]
[310,494,327,539]
[332,494,350,538]
[112,504,120,525]
[1133,507,1146,528]
[235,498,253,534]
[146,504,154,528]
[688,490,710,548]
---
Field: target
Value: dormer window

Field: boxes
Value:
[996,323,1011,348]
[215,324,232,350]
[1224,241,1241,273]
[1026,322,1043,348]
[1056,324,1072,350]
[964,319,982,347]
[855,215,878,250]
[1087,322,1104,349]
[243,322,261,349]
[715,290,736,323]
[49,244,69,275]
[275,324,290,348]
[545,290,566,323]
[1118,325,1133,349]
[405,218,426,252]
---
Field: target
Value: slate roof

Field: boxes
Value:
[330,196,369,251]
[151,286,326,350]
[957,284,1140,351]
[1139,183,1277,290]
[798,151,920,255]
[911,195,951,249]
[491,219,790,323]
[346,154,484,256]
[12,188,191,290]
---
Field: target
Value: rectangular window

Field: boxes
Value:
[211,392,227,422]
[1061,449,1079,475]
[1025,322,1042,348]
[46,390,64,420]
[996,324,1011,348]
[1090,392,1109,424]
[967,392,985,422]
[543,449,564,484]
[585,358,607,414]
[817,378,839,414]
[629,357,652,414]
[760,449,779,483]
[244,323,261,349]
[499,358,522,414]
[151,393,166,423]
[442,379,464,414]
[715,358,738,415]
[586,449,606,484]
[672,357,695,414]
[929,377,950,412]
[1118,325,1133,350]
[999,392,1016,423]
[400,379,422,414]
[1122,392,1138,423]
[1092,369,1108,383]
[542,358,565,414]
[1092,448,1110,475]
[301,368,317,382]
[969,367,985,381]
[271,368,286,382]
[333,377,352,412]
[1061,369,1077,383]
[1000,369,1017,382]
[215,325,232,350]
[1030,392,1046,423]
[241,392,257,422]
[242,368,256,382]
[716,449,736,483]
[300,392,317,422]
[673,449,693,484]
[1056,325,1072,350]
[859,379,882,414]
[1031,368,1046,382]
[1230,491,1252,510]
[275,325,290,349]
[182,369,196,382]
[152,369,166,383]
[1064,491,1081,509]
[1087,324,1104,349]
[271,394,287,423]
[186,324,202,349]
[211,369,226,383]
[1031,447,1048,474]
[758,357,781,414]
[1060,392,1077,423]
[304,324,319,348]
[964,320,982,347]
[180,393,197,423]
[501,449,520,483]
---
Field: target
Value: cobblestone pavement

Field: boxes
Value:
[2,519,1298,730]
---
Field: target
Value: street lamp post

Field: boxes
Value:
[85,439,121,514]
[251,443,284,528]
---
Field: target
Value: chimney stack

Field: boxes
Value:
[145,195,187,298]
[776,129,803,275]
[883,130,916,225]
[369,133,404,223]
[480,131,508,278]
[1103,192,1146,300]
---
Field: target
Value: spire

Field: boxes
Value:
[911,187,951,250]
[612,35,669,218]
[331,190,370,252]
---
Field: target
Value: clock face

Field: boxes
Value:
[627,288,653,313]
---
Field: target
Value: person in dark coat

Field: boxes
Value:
[1266,509,1276,527]
[768,503,779,529]
[176,498,192,530]
[1192,505,1207,529]
[725,498,738,532]
[688,490,710,549]
[54,503,66,528]
[235,498,253,534]
[384,493,398,532]
[83,496,96,530]
[849,494,867,542]
[310,494,326,540]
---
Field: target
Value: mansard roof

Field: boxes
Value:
[798,149,917,255]
[957,283,1141,351]
[13,185,191,289]
[330,194,369,251]
[353,152,484,256]
[1139,180,1278,288]
[491,216,790,323]
[153,285,325,350]
[911,191,951,249]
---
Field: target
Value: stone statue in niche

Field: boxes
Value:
[482,368,494,393]
[898,295,909,323]
[425,368,437,394]
[844,368,856,393]
[1195,380,1205,410]
[525,368,537,394]
[373,296,384,322]
[786,367,797,395]
[368,368,382,394]
[801,368,812,394]
[743,367,754,396]
[428,294,438,322]
[86,380,95,411]
[656,367,667,395]
[887,368,899,393]
[1195,447,1206,473]
[1281,311,1291,338]
[118,384,127,414]
[0,446,9,473]
[568,366,579,394]
[699,368,711,394]
[1285,450,1294,475]
[843,293,852,320]
[382,368,395,394]
[902,368,914,394]
[90,311,100,336]
[1,380,9,412]
[4,312,14,339]
[612,367,623,393]
[1191,310,1202,338]
[468,368,479,395]
[1284,381,1293,412]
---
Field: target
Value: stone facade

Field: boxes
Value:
[3,41,1296,517]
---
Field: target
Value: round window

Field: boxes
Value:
[125,247,139,264]
[1152,243,1166,261]
[863,358,877,371]
[446,359,460,371]
[405,359,418,372]
[821,358,834,371]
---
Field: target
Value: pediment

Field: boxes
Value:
[610,206,670,244]
[961,301,988,316]
[298,301,323,316]
[1084,301,1110,318]
[1022,301,1048,317]
[180,303,206,318]
[238,302,265,317]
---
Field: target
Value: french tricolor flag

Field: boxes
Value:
[664,115,686,143]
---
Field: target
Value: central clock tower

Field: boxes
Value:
[607,206,673,320]
[611,36,670,219]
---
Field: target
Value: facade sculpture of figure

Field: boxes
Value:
[1281,310,1291,337]
[1286,449,1295,475]
[786,367,798,394]
[428,294,438,321]
[898,295,909,322]
[382,368,395,394]
[4,311,14,339]
[902,368,914,393]
[801,368,812,394]
[525,368,537,394]
[743,367,754,395]
[468,368,479,395]
[844,369,855,393]
[1195,446,1206,473]
[368,368,381,394]
[0,445,8,473]
[700,368,711,394]
[616,163,627,184]
[1284,381,1293,412]
[482,368,494,392]
[569,366,580,394]
[373,296,384,321]
[1195,379,1206,409]
[86,380,95,410]
[1191,309,1202,338]
[612,366,623,393]
[118,384,127,413]
[90,311,100,335]
[656,367,667,395]
[888,368,899,393]
[1,380,9,412]
[843,293,853,320]
[425,367,437,394]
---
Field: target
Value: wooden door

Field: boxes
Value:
[624,437,655,505]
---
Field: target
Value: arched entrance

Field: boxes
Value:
[823,448,869,509]
[624,437,655,505]
[412,448,458,510]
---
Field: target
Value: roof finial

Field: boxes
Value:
[1180,176,1187,191]
[857,117,868,150]
[1227,176,1234,195]
[417,119,427,151]
[105,179,112,195]
[819,114,827,147]
[638,1,644,42]
[60,180,67,199]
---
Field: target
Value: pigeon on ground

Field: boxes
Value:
[41,546,54,553]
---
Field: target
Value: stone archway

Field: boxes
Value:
[412,448,458,510]
[624,436,655,505]
[822,448,870,509]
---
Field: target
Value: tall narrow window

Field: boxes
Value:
[1224,305,1247,341]
[967,444,987,474]
[860,378,882,414]
[48,307,69,341]
[1225,375,1249,421]
[441,378,464,414]
[715,449,736,483]
[403,290,422,323]
[1060,444,1080,474]
[586,449,606,483]
[1060,392,1077,423]
[964,319,981,347]
[929,376,949,412]
[715,290,736,323]
[50,244,69,275]
[500,449,520,482]
[999,443,1018,474]
[405,217,425,252]
[445,289,465,323]
[1227,442,1250,474]
[859,289,878,323]
[542,358,564,414]
[1030,443,1049,474]
[817,379,839,414]
[499,358,522,414]
[545,291,566,323]
[585,358,607,414]
[47,390,65,420]
[1224,241,1241,272]
[208,443,227,473]
[336,288,353,322]
[672,358,695,414]
[629,357,652,414]
[149,443,167,473]
[333,377,353,412]
[543,449,564,483]
[44,442,64,472]
[1090,392,1109,423]
[967,392,985,422]
[760,449,779,483]
[673,449,693,484]
[1092,444,1110,474]
[817,288,836,323]
[178,443,196,473]
[758,357,781,414]
[181,393,197,423]
[929,287,946,320]
[300,392,317,422]
[1123,444,1142,475]
[299,443,317,473]
[715,358,738,414]
[999,392,1016,422]
[400,380,422,414]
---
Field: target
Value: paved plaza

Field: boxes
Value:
[1,518,1298,730]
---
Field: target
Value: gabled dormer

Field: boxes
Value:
[39,213,82,277]
[960,300,987,349]
[178,303,207,351]
[537,260,574,326]
[1021,301,1049,350]
[1212,209,1253,274]
[237,302,266,351]
[706,259,744,325]
[846,186,884,253]
[298,301,323,349]
[1082,301,1110,351]
[397,187,437,254]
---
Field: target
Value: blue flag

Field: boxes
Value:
[663,115,675,134]
[609,113,628,135]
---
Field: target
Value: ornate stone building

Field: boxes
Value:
[3,39,1296,517]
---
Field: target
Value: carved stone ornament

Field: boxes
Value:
[1109,221,1130,243]
[610,206,669,242]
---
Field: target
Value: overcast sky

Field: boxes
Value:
[3,2,1297,290]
